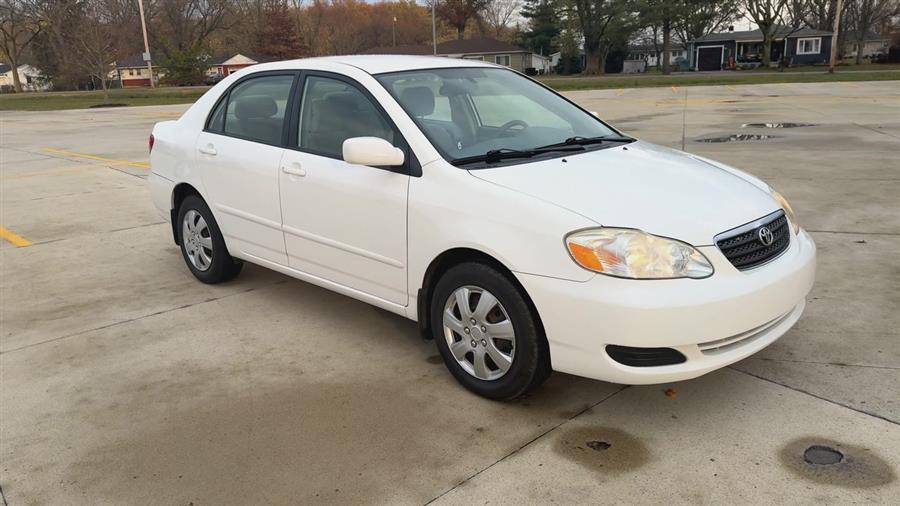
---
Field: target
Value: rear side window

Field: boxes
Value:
[215,74,294,145]
[298,76,398,158]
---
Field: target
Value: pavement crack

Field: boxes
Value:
[0,281,284,355]
[745,356,900,370]
[0,482,8,506]
[853,122,900,140]
[730,367,899,426]
[423,385,629,505]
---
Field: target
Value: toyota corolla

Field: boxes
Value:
[149,56,816,400]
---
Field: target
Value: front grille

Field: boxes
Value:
[716,210,790,270]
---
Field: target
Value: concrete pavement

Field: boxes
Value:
[1,81,898,504]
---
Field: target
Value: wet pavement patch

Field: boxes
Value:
[425,355,444,365]
[742,122,816,128]
[554,427,649,475]
[696,134,781,143]
[779,437,896,488]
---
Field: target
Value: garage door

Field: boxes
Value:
[697,47,723,71]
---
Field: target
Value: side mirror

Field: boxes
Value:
[342,137,405,167]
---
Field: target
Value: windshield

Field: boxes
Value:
[376,67,619,165]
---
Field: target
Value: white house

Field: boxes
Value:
[0,64,51,91]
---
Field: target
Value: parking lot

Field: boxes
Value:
[1,81,898,503]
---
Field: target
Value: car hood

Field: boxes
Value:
[469,141,779,246]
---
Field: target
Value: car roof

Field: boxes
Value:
[247,54,497,76]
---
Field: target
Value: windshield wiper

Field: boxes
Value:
[536,135,636,150]
[450,146,584,167]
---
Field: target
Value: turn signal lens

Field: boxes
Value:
[566,228,713,279]
[770,190,800,235]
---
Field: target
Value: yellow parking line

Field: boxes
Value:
[0,226,33,247]
[615,88,626,96]
[726,85,737,92]
[43,148,150,169]
[671,86,679,94]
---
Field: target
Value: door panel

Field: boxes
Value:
[280,151,409,304]
[279,73,409,305]
[196,132,287,264]
[195,73,296,264]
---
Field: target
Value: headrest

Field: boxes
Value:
[234,95,278,120]
[322,92,361,114]
[400,86,435,117]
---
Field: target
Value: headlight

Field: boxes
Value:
[770,190,800,235]
[565,228,714,279]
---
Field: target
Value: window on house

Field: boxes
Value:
[494,55,511,66]
[129,69,135,76]
[797,37,821,55]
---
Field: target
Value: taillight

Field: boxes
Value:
[149,133,155,153]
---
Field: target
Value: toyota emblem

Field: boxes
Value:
[758,226,774,246]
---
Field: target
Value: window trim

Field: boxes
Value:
[494,54,511,66]
[286,70,420,177]
[202,70,301,149]
[796,37,822,55]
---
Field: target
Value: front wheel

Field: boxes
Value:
[177,195,243,284]
[431,262,550,400]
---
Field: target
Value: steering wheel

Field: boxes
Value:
[495,120,529,138]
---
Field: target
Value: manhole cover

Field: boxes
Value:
[742,122,816,128]
[696,134,780,143]
[803,445,844,465]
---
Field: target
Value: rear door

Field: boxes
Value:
[278,72,410,305]
[195,72,298,265]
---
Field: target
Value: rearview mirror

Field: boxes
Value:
[342,137,405,167]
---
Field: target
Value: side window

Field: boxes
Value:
[298,76,398,158]
[221,74,294,145]
[207,97,226,132]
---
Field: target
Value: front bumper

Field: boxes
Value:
[516,229,816,384]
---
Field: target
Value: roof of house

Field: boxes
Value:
[691,26,832,43]
[117,52,271,68]
[362,38,528,56]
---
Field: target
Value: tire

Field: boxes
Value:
[431,262,551,400]
[176,195,243,284]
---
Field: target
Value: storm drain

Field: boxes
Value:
[696,134,780,143]
[742,122,816,128]
[803,445,844,465]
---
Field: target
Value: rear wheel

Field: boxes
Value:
[177,195,242,283]
[431,262,550,400]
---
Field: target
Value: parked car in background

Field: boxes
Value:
[149,56,816,399]
[204,73,225,86]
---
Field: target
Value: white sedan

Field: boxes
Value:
[149,56,816,400]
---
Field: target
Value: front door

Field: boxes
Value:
[196,72,296,265]
[279,73,410,305]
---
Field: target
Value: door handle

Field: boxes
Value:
[282,164,306,177]
[198,144,217,156]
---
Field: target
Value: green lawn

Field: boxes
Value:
[0,86,210,112]
[2,68,899,111]
[537,69,900,91]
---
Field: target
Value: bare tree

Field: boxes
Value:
[66,0,120,102]
[805,0,845,29]
[845,0,898,62]
[573,0,629,74]
[744,0,788,66]
[436,0,489,40]
[0,0,44,92]
[482,0,521,38]
[155,0,232,54]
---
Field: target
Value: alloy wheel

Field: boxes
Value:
[442,285,516,381]
[182,209,213,272]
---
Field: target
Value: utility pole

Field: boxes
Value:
[432,1,437,55]
[829,0,843,73]
[137,0,154,87]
